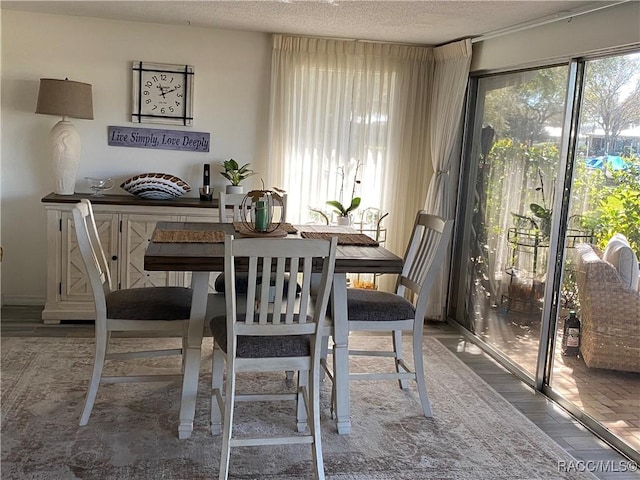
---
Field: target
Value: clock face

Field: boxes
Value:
[132,62,194,126]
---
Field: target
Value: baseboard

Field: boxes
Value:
[1,295,46,306]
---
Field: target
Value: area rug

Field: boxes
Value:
[1,335,596,480]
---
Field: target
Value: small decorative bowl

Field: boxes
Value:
[121,173,191,200]
[85,177,114,196]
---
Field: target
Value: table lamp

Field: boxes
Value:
[36,78,94,195]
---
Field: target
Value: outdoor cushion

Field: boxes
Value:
[210,314,311,358]
[106,287,192,320]
[603,233,630,254]
[347,288,416,321]
[603,234,639,291]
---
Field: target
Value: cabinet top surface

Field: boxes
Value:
[41,192,219,209]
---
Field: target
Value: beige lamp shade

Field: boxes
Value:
[36,78,94,120]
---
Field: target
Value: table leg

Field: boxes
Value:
[331,273,351,434]
[178,271,208,439]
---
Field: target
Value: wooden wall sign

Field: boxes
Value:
[108,126,210,152]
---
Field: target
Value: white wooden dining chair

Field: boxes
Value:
[217,192,247,223]
[209,235,337,480]
[322,211,453,417]
[72,199,192,426]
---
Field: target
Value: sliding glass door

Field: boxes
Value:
[548,53,640,456]
[451,65,569,377]
[451,50,640,458]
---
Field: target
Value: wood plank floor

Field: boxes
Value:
[2,305,638,479]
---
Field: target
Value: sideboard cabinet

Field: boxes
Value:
[42,193,219,323]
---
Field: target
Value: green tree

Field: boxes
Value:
[595,166,640,255]
[484,67,567,145]
[583,55,640,155]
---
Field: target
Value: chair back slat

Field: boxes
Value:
[224,236,337,345]
[298,257,313,321]
[243,257,259,324]
[72,199,114,318]
[397,212,453,304]
[85,203,112,292]
[271,257,286,322]
[285,258,300,323]
[407,227,438,287]
[258,257,272,324]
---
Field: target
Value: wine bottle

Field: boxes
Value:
[562,310,581,356]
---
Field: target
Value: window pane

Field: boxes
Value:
[454,66,569,376]
[281,65,393,225]
[550,52,640,454]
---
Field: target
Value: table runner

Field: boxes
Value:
[232,222,298,234]
[151,229,226,243]
[300,231,379,246]
[232,224,288,237]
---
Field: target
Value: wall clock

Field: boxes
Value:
[132,61,194,126]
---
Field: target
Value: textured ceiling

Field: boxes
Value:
[1,0,615,45]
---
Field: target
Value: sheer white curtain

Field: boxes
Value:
[267,35,435,285]
[424,39,473,317]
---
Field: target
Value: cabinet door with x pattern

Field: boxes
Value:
[120,214,183,289]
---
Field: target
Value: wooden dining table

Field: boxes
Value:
[144,221,403,439]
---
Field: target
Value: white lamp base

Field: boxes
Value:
[50,119,81,195]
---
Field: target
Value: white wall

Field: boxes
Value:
[3,5,638,306]
[1,10,271,304]
[471,1,640,72]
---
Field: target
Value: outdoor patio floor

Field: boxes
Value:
[474,306,640,453]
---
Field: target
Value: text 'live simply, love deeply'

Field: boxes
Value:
[108,126,210,152]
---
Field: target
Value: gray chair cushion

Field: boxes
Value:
[347,288,416,321]
[214,272,301,295]
[106,287,192,320]
[210,314,311,358]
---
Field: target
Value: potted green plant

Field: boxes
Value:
[326,163,362,225]
[221,158,256,193]
[510,168,553,238]
[326,198,361,225]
